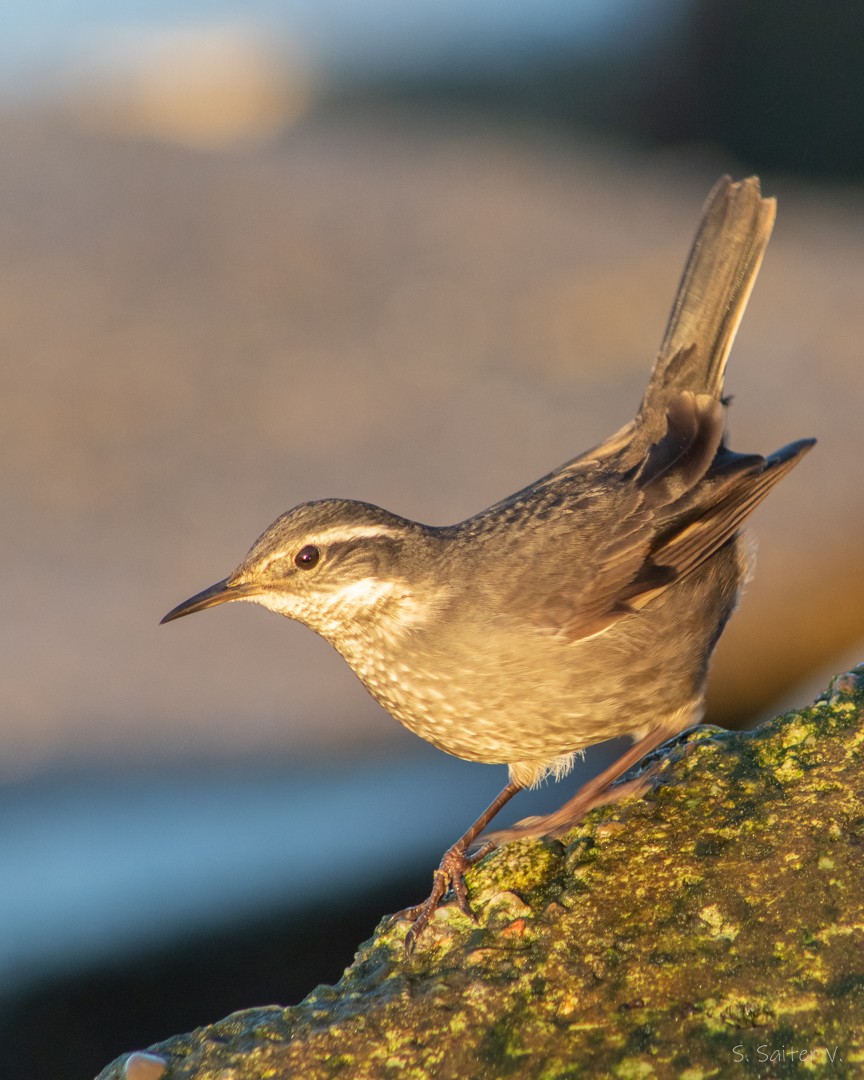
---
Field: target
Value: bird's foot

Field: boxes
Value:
[393,779,521,954]
[396,840,494,955]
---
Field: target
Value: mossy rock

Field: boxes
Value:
[99,667,864,1079]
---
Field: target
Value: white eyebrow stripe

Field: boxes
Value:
[311,524,404,545]
[256,524,403,571]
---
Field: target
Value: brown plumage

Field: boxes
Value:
[162,176,814,951]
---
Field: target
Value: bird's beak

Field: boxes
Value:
[160,578,260,624]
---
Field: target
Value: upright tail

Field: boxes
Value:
[640,176,776,417]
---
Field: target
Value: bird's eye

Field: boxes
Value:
[294,545,320,569]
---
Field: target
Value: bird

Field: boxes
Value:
[162,176,814,952]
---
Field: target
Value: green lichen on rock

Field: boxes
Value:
[98,668,864,1079]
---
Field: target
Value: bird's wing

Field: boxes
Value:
[504,392,813,642]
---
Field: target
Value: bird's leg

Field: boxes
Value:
[483,726,676,845]
[398,779,522,954]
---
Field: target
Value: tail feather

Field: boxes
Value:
[641,176,776,416]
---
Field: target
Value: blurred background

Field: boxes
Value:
[1,2,863,1076]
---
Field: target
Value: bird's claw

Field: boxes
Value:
[397,841,491,954]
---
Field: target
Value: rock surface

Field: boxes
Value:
[97,667,864,1078]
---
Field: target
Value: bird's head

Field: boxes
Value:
[161,499,444,641]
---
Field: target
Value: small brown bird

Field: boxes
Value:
[163,177,814,951]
